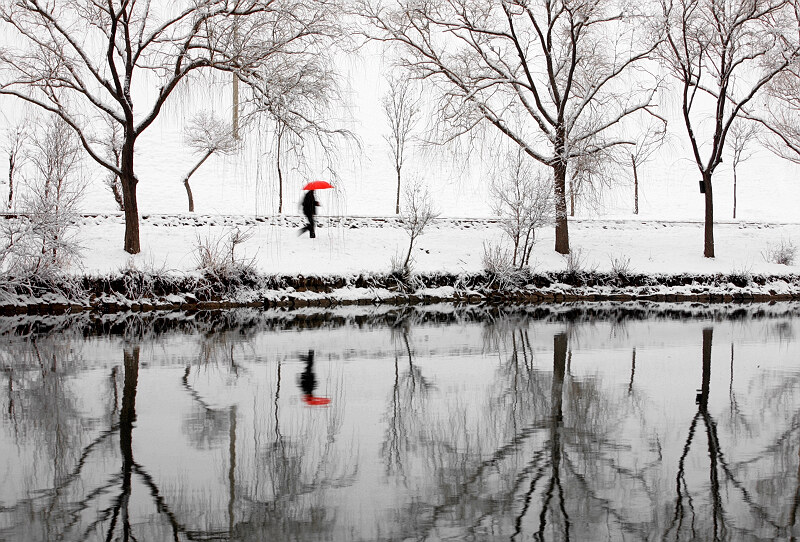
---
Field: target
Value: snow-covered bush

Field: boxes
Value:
[193,227,257,294]
[563,247,596,278]
[609,254,633,276]
[761,238,796,266]
[728,264,753,287]
[482,241,527,289]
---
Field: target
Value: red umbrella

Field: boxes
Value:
[303,180,334,190]
[303,394,332,406]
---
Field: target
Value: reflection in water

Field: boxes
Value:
[299,349,331,406]
[0,308,799,540]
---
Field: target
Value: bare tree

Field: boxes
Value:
[360,0,660,254]
[657,0,798,257]
[728,120,759,219]
[628,115,668,215]
[383,75,421,215]
[0,0,342,253]
[238,44,355,214]
[399,181,439,274]
[0,115,84,283]
[490,148,553,267]
[182,112,238,212]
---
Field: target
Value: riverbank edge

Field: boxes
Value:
[2,269,799,315]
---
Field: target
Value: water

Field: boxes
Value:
[1,305,799,541]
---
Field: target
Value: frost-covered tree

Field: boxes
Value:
[360,0,660,254]
[728,120,759,219]
[0,115,84,282]
[238,37,354,214]
[383,75,421,215]
[399,181,439,274]
[628,115,668,215]
[0,0,342,253]
[657,0,799,257]
[182,112,238,213]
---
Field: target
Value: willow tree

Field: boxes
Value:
[360,0,660,254]
[0,0,342,254]
[237,36,354,214]
[658,0,798,257]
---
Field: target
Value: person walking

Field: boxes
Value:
[299,189,320,238]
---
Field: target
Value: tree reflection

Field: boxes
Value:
[382,322,435,482]
[2,311,800,541]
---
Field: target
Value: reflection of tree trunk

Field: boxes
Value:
[119,346,140,539]
[668,328,727,540]
[698,328,712,408]
[5,367,12,417]
[791,447,800,541]
[229,405,237,536]
[538,333,569,539]
[698,328,725,539]
[729,343,734,398]
[628,348,636,394]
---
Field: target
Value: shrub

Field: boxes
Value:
[727,264,753,287]
[563,247,596,276]
[481,241,527,289]
[193,227,257,294]
[761,238,796,266]
[609,254,633,276]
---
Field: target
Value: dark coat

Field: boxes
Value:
[302,190,319,217]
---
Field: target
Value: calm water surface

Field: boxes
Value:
[1,305,799,541]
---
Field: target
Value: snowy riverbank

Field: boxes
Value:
[0,214,798,313]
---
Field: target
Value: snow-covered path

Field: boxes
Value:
[70,213,800,277]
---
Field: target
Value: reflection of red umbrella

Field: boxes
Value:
[303,180,334,190]
[303,394,331,406]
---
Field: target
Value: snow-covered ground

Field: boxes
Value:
[75,213,798,278]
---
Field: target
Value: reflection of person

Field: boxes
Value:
[299,190,320,238]
[299,349,316,396]
[299,349,330,406]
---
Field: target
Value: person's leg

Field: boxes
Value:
[309,216,316,238]
[299,214,311,235]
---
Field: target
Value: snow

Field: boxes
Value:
[2,47,800,289]
[72,213,799,278]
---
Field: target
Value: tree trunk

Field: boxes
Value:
[553,162,570,255]
[277,132,283,214]
[702,172,714,258]
[7,153,14,211]
[395,167,401,214]
[184,180,195,213]
[181,149,213,213]
[120,142,140,254]
[632,154,639,215]
[732,168,737,220]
